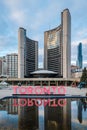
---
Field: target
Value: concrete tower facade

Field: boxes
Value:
[62,9,71,78]
[18,28,26,78]
[18,27,38,78]
[44,9,71,78]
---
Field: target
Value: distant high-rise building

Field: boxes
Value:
[77,43,83,68]
[0,58,2,75]
[6,53,18,78]
[0,57,7,77]
[18,27,38,78]
[44,9,71,78]
[2,56,7,76]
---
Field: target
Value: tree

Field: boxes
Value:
[80,67,87,87]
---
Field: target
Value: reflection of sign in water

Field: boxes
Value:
[12,86,67,107]
[13,98,67,107]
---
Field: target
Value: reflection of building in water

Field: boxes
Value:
[77,100,83,123]
[77,98,87,123]
[1,98,38,130]
[44,99,71,130]
[18,99,38,130]
[6,98,18,114]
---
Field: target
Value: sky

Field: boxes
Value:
[0,0,87,68]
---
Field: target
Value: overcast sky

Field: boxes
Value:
[0,0,87,68]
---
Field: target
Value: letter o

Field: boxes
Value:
[19,87,27,94]
[34,99,42,106]
[35,87,42,94]
[58,86,66,94]
[19,99,27,107]
[58,99,66,107]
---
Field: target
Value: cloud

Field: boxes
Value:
[39,48,44,56]
[77,29,87,38]
[3,0,62,35]
[39,62,43,68]
[71,55,77,60]
[30,1,62,31]
[83,61,87,64]
[71,60,87,67]
[71,61,87,65]
[38,48,44,68]
[0,34,18,56]
[3,0,27,25]
[72,28,87,41]
[0,0,87,68]
[32,34,43,43]
[71,61,76,65]
[10,10,26,25]
[72,39,87,46]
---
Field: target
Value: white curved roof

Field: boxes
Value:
[31,70,57,74]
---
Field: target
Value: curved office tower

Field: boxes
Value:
[44,9,71,78]
[44,26,62,77]
[18,27,38,78]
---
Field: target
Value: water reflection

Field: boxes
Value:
[77,100,83,123]
[0,98,87,130]
[72,99,87,130]
[18,105,38,130]
[44,99,71,130]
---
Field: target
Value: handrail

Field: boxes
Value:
[0,94,87,100]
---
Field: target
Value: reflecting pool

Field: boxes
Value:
[0,98,87,130]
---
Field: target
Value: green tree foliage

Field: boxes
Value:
[80,67,87,83]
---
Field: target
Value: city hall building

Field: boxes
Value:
[18,9,71,79]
